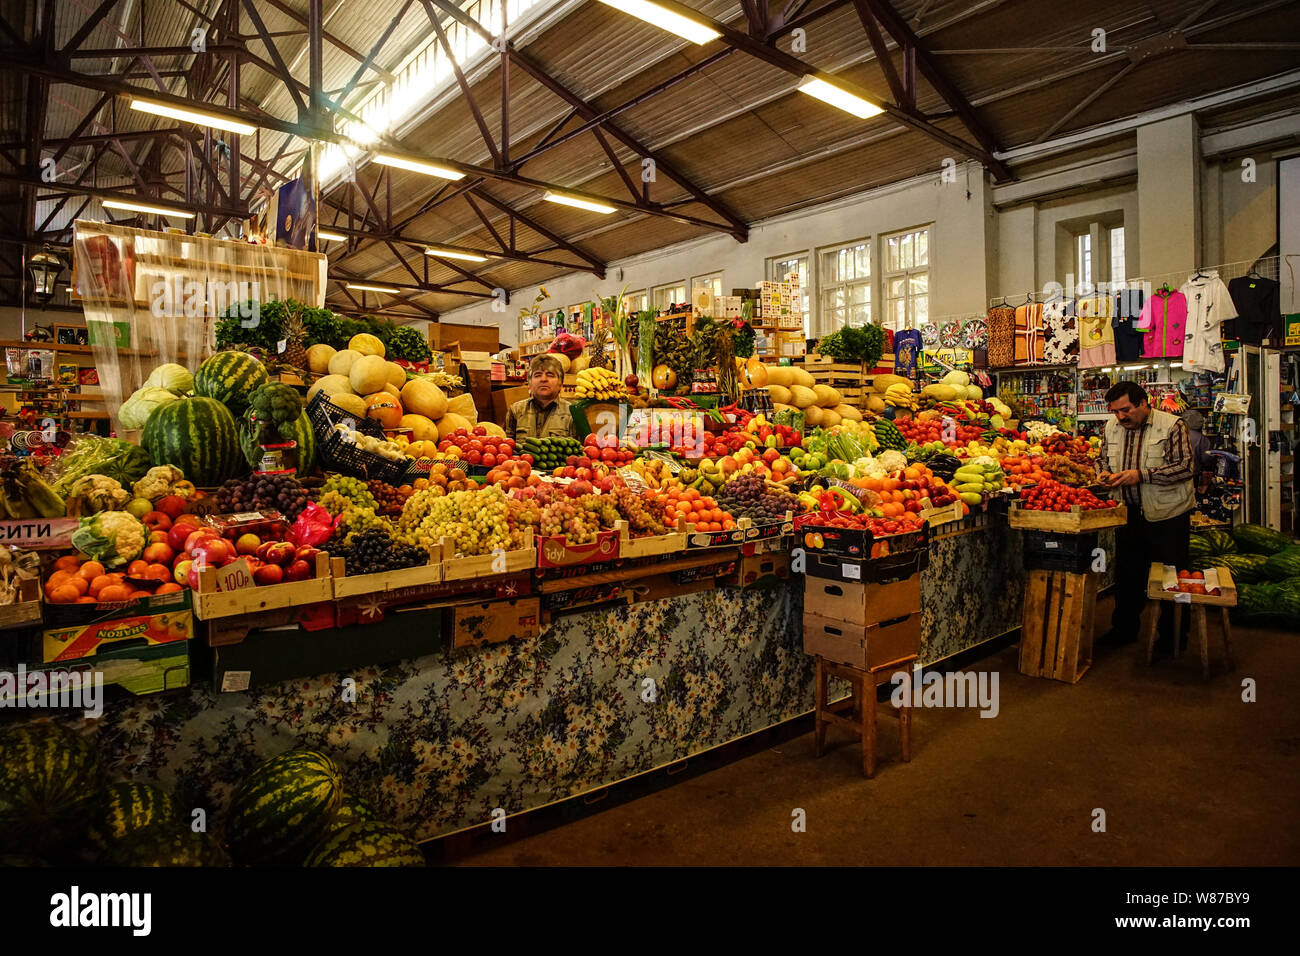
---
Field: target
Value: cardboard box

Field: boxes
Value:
[18,640,191,700]
[450,597,541,649]
[536,530,619,568]
[42,609,194,663]
[802,612,921,669]
[804,575,921,624]
[805,548,930,583]
[723,552,791,588]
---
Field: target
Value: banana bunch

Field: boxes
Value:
[883,381,917,410]
[631,457,677,490]
[575,367,627,400]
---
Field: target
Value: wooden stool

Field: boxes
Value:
[1142,600,1235,678]
[813,654,916,778]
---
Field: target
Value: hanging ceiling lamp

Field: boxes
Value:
[27,248,66,304]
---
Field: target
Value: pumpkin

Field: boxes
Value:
[652,365,678,390]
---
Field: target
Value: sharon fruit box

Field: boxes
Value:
[42,608,194,663]
[536,530,619,568]
[42,586,192,628]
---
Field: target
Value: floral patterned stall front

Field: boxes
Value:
[74,522,1042,844]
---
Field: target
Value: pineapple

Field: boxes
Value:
[588,326,612,370]
[282,305,308,369]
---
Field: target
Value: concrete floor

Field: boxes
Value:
[455,596,1300,866]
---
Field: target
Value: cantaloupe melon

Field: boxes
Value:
[328,349,363,377]
[348,333,385,357]
[768,385,793,405]
[307,374,353,401]
[400,413,438,442]
[802,405,824,427]
[385,361,407,388]
[400,379,448,420]
[381,382,402,399]
[307,344,336,374]
[789,385,817,409]
[332,392,367,417]
[790,367,815,389]
[812,384,840,407]
[435,412,472,440]
[570,353,591,373]
[834,404,862,422]
[820,408,842,428]
[867,395,887,414]
[350,354,389,395]
[765,366,794,388]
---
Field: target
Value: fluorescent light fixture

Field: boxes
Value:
[424,247,488,262]
[797,76,884,119]
[317,230,347,242]
[373,152,464,180]
[595,0,721,44]
[345,283,401,294]
[1170,363,1183,369]
[102,198,195,219]
[130,97,255,135]
[543,191,616,214]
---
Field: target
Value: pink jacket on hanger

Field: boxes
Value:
[1136,288,1188,358]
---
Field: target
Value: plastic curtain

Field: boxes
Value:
[71,221,326,433]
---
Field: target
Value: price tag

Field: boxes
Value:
[215,557,255,592]
[841,562,861,580]
[277,339,287,353]
[221,671,252,693]
[1173,591,1191,604]
[1045,541,1059,549]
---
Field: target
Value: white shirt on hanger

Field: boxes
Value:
[1180,270,1236,373]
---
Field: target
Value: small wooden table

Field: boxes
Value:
[1143,564,1237,678]
[814,654,916,778]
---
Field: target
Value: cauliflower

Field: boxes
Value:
[65,475,129,516]
[133,465,186,502]
[876,450,907,473]
[70,511,146,567]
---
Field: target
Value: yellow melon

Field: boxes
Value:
[349,354,389,395]
[307,374,353,402]
[834,404,863,422]
[327,349,363,377]
[479,422,506,438]
[443,392,477,422]
[550,352,571,373]
[381,382,402,399]
[385,361,407,388]
[789,385,817,409]
[765,366,794,388]
[400,379,448,420]
[348,333,385,357]
[790,367,815,389]
[802,405,824,427]
[819,408,842,428]
[436,412,472,440]
[866,395,887,414]
[400,413,439,442]
[812,384,840,407]
[331,392,367,417]
[307,344,336,374]
[768,385,792,405]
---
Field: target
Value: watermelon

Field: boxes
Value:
[98,823,229,867]
[1275,576,1300,595]
[0,723,106,854]
[1202,529,1236,554]
[1230,522,1294,555]
[226,750,344,866]
[1188,534,1216,564]
[194,351,269,413]
[88,782,178,850]
[141,396,245,486]
[1216,553,1269,583]
[319,794,375,838]
[304,820,425,868]
[1274,590,1300,627]
[1262,548,1300,581]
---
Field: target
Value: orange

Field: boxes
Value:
[54,555,81,573]
[49,584,81,604]
[46,570,74,590]
[155,582,183,594]
[127,559,150,578]
[66,576,88,596]
[127,589,153,599]
[98,584,131,603]
[78,561,106,582]
[75,596,97,604]
[88,574,114,597]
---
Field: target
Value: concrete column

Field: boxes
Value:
[1136,114,1201,277]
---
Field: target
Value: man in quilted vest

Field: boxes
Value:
[1099,381,1196,645]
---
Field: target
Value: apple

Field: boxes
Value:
[253,563,284,586]
[266,542,295,566]
[173,513,201,529]
[173,559,194,586]
[191,537,233,568]
[185,527,219,552]
[142,542,175,565]
[235,533,261,556]
[284,559,311,582]
[186,563,203,590]
[126,497,154,519]
[155,495,187,519]
[141,510,172,532]
[167,524,194,552]
[150,530,169,545]
[295,546,321,563]
[256,541,276,562]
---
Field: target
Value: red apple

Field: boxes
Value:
[184,527,219,552]
[186,562,203,590]
[150,530,169,544]
[142,542,175,565]
[167,524,193,552]
[295,546,321,563]
[266,542,295,566]
[284,559,311,582]
[173,513,201,529]
[235,533,261,556]
[155,495,187,519]
[142,511,172,532]
[173,558,194,585]
[253,563,284,586]
[191,537,233,568]
[256,541,276,561]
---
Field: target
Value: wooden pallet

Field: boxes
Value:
[1019,569,1096,683]
[1008,502,1128,532]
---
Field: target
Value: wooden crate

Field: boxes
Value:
[440,528,536,581]
[1019,569,1096,683]
[193,553,333,621]
[919,500,965,527]
[1146,564,1238,607]
[330,557,443,598]
[0,576,41,630]
[615,520,686,558]
[1008,502,1128,532]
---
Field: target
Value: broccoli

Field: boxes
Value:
[245,383,304,438]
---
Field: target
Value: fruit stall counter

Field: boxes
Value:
[23,517,1068,846]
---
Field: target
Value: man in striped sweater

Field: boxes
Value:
[1099,381,1196,645]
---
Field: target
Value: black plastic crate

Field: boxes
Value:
[319,430,409,483]
[1021,530,1101,573]
[805,547,929,584]
[306,390,385,439]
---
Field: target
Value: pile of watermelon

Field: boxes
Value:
[0,727,421,867]
[1189,523,1300,626]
